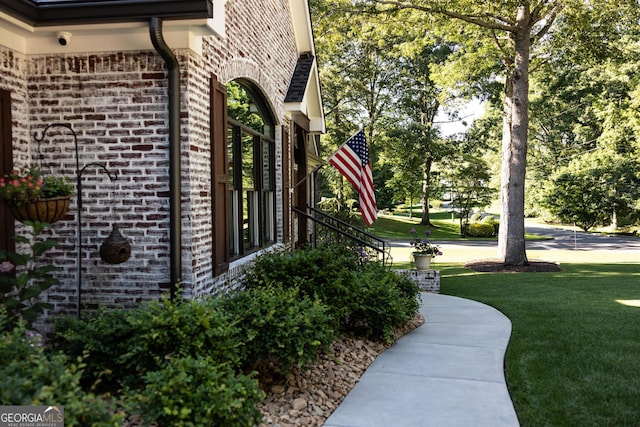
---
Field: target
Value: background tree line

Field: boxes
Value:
[310,0,640,260]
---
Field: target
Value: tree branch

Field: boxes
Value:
[532,2,564,43]
[373,0,517,33]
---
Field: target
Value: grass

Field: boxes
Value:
[441,264,640,426]
[370,211,547,241]
[371,213,640,426]
[368,211,461,240]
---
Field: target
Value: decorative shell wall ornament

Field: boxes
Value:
[100,226,131,264]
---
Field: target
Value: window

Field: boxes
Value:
[226,81,276,257]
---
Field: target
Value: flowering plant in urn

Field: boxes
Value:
[409,228,442,257]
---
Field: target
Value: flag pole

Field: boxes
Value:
[291,159,327,190]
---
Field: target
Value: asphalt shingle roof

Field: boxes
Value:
[285,52,315,104]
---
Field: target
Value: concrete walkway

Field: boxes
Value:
[324,293,520,427]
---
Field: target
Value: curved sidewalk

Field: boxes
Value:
[324,293,519,427]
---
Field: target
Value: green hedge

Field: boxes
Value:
[128,356,263,427]
[244,246,421,341]
[1,313,124,426]
[218,285,335,374]
[48,245,421,425]
[467,222,496,237]
[52,296,242,388]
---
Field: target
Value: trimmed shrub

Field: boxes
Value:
[244,246,359,329]
[467,222,496,237]
[219,286,334,374]
[1,314,123,426]
[52,296,243,388]
[129,356,263,427]
[345,263,421,341]
[480,215,500,234]
[120,296,243,379]
[244,247,421,342]
[51,309,138,387]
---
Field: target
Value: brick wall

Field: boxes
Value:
[0,46,29,163]
[0,0,303,323]
[25,51,175,317]
[396,270,441,293]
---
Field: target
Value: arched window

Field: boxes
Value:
[226,80,276,256]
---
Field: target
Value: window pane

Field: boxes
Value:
[227,81,265,134]
[262,191,274,242]
[227,127,234,189]
[229,189,239,255]
[262,140,273,190]
[244,190,257,249]
[242,133,254,190]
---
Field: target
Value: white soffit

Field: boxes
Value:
[288,0,314,55]
[0,13,224,55]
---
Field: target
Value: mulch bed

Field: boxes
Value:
[465,259,562,273]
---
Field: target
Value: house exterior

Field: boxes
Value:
[0,0,325,323]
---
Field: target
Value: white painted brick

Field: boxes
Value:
[1,0,304,328]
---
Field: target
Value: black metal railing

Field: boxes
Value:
[293,206,392,265]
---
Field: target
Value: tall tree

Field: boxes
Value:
[543,151,640,231]
[385,38,454,225]
[311,0,405,212]
[527,1,640,222]
[369,0,564,265]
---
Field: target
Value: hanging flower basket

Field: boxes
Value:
[1,166,73,225]
[8,195,71,224]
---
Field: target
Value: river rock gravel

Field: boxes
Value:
[257,313,425,427]
[122,313,424,427]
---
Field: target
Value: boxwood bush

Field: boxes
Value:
[244,246,421,342]
[1,313,124,426]
[243,246,359,328]
[128,356,263,427]
[219,285,334,375]
[52,296,242,389]
[467,222,496,237]
[345,262,420,341]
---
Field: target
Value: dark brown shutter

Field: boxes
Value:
[0,90,13,252]
[282,126,290,244]
[210,77,229,275]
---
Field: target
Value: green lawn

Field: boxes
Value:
[370,211,547,241]
[372,214,640,426]
[370,211,462,240]
[441,263,640,426]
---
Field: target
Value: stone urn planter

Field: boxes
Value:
[413,253,433,271]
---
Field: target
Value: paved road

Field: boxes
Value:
[386,222,639,266]
[524,223,640,251]
[389,222,640,251]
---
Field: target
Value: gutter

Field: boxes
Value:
[149,16,181,298]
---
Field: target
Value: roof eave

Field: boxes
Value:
[0,0,212,26]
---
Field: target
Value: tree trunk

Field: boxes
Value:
[497,6,530,266]
[420,155,433,226]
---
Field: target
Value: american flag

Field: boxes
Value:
[329,130,377,226]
